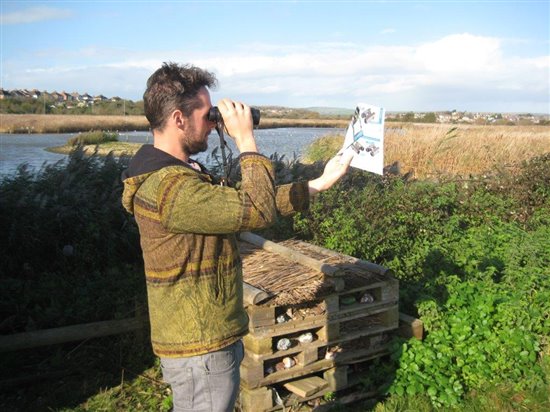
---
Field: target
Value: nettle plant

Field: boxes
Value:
[389,275,544,408]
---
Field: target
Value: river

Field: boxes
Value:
[0,127,343,177]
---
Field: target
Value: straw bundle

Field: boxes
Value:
[240,239,384,306]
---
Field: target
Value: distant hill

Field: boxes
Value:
[306,107,354,116]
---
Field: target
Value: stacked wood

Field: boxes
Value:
[237,233,400,411]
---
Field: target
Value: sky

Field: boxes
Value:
[1,0,549,113]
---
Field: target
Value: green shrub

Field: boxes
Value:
[292,152,549,408]
[390,271,546,408]
[302,133,344,163]
[0,147,143,331]
[67,130,119,146]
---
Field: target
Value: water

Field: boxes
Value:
[0,127,343,177]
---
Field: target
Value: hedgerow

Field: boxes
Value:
[293,153,550,408]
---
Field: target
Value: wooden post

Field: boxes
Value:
[243,282,271,306]
[324,366,349,391]
[239,386,273,412]
[398,313,424,340]
[295,241,393,277]
[240,232,343,277]
[0,317,147,352]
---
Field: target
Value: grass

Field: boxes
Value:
[0,114,150,134]
[0,114,349,134]
[48,141,143,157]
[67,130,119,146]
[47,122,550,179]
[384,123,550,178]
[303,122,550,179]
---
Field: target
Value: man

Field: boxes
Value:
[121,62,352,412]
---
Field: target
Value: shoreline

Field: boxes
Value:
[46,141,144,157]
[0,113,349,134]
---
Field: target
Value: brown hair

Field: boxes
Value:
[143,62,217,131]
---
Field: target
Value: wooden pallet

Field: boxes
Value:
[244,301,398,357]
[238,233,400,400]
[238,355,387,412]
[246,278,399,333]
[240,307,397,389]
[240,233,398,309]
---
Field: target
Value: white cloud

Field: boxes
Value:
[2,33,549,112]
[415,33,502,74]
[1,6,73,24]
[380,28,396,34]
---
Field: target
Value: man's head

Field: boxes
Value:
[143,62,217,132]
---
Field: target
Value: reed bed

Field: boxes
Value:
[0,113,348,134]
[240,241,329,305]
[384,123,550,179]
[0,114,149,133]
[240,239,384,306]
[304,122,550,179]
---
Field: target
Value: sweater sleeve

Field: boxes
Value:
[275,181,310,216]
[157,154,276,234]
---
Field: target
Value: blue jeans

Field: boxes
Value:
[160,340,244,412]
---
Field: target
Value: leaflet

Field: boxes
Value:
[341,103,385,175]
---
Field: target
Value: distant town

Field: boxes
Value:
[0,88,123,107]
[1,88,548,125]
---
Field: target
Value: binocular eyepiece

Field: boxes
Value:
[208,106,261,126]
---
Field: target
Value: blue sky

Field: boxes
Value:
[1,0,549,113]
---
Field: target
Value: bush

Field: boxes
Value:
[67,130,119,146]
[0,147,143,332]
[302,133,344,163]
[292,153,549,408]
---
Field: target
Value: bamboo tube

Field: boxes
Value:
[240,232,343,277]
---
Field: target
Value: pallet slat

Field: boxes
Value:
[283,376,328,397]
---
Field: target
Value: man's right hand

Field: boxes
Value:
[217,98,258,153]
[308,151,354,196]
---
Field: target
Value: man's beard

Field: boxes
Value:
[185,136,208,155]
[183,123,209,155]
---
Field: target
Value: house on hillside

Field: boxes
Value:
[50,91,63,102]
[60,91,73,101]
[94,94,108,102]
[10,90,27,99]
[21,89,34,98]
[0,89,11,99]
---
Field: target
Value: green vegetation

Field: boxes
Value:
[391,111,438,123]
[0,97,143,116]
[0,137,548,410]
[301,133,344,163]
[294,145,549,410]
[0,147,152,411]
[67,130,119,146]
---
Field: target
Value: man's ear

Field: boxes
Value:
[172,109,186,128]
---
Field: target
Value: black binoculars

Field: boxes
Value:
[208,106,261,126]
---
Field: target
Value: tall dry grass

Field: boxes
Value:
[0,114,150,133]
[303,122,550,179]
[0,114,348,134]
[385,123,550,178]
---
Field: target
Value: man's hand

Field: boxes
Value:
[217,98,258,153]
[308,151,354,196]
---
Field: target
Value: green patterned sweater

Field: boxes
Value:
[121,145,309,357]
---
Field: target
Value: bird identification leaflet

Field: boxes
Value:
[341,103,385,175]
